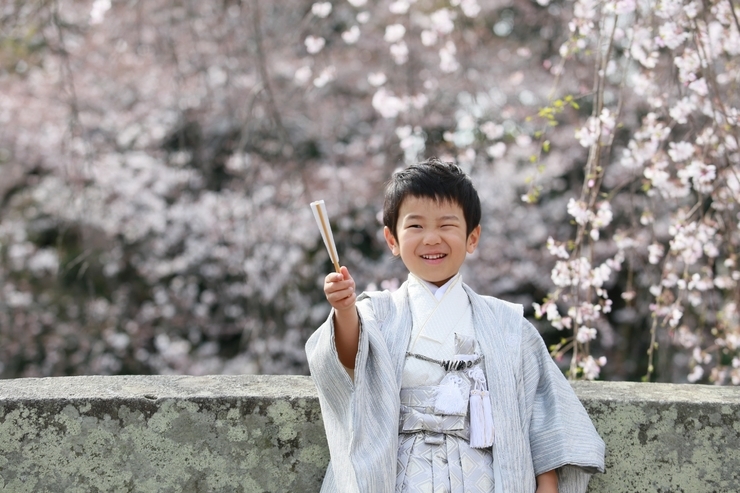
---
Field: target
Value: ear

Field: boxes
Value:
[383,226,400,256]
[466,225,481,254]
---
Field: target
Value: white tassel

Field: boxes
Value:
[434,374,470,415]
[468,390,493,448]
[467,367,494,448]
[481,389,494,445]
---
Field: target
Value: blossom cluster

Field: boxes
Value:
[539,0,740,382]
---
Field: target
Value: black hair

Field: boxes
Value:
[383,157,481,238]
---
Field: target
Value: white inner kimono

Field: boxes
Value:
[397,274,494,492]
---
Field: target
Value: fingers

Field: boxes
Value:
[324,265,353,284]
[324,266,356,311]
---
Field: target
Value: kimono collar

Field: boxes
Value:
[408,272,462,301]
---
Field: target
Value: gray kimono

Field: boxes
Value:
[306,281,605,493]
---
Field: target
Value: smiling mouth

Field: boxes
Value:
[421,253,447,260]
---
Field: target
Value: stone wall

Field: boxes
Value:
[0,375,738,492]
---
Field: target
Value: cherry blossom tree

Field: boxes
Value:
[0,0,738,384]
[528,0,740,382]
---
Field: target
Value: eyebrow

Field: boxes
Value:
[403,214,461,221]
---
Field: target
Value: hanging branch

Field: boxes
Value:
[249,0,290,149]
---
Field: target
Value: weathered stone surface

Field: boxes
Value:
[574,381,740,493]
[0,375,328,493]
[1,376,739,492]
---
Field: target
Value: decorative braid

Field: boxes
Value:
[406,352,483,372]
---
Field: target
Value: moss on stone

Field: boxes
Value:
[1,376,738,492]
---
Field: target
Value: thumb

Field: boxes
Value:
[340,265,352,281]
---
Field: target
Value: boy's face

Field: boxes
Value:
[384,196,480,287]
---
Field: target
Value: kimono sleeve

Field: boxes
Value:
[305,292,399,493]
[519,319,605,493]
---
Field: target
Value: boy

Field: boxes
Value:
[306,158,605,493]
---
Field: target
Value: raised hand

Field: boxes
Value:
[324,266,356,313]
[323,265,359,369]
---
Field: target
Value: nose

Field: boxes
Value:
[423,230,441,245]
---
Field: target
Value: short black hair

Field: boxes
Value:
[383,157,481,239]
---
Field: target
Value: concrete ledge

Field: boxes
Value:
[0,376,328,493]
[0,376,739,492]
[576,381,740,493]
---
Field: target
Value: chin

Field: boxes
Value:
[430,276,452,287]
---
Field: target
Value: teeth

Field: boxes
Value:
[422,254,445,260]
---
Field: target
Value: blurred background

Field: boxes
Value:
[1,0,738,383]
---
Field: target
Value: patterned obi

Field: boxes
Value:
[399,387,470,444]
